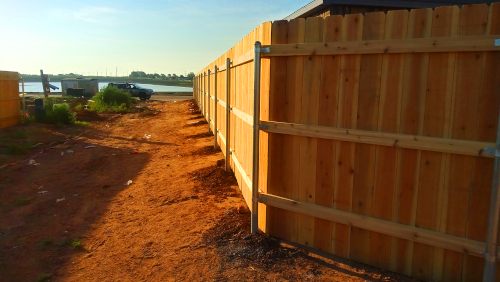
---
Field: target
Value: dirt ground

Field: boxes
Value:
[0,99,415,281]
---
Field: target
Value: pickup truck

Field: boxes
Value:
[108,83,154,100]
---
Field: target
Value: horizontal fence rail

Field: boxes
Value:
[261,35,499,56]
[260,121,496,158]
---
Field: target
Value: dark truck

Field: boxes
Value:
[108,82,154,100]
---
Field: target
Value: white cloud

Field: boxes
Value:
[49,5,123,25]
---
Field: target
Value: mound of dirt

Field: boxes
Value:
[189,160,239,200]
[203,207,304,270]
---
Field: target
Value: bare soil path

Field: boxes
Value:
[0,100,413,281]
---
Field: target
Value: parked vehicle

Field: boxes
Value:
[108,82,154,100]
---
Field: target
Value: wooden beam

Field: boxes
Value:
[232,50,254,68]
[218,99,226,109]
[259,192,500,258]
[216,51,254,72]
[231,151,252,194]
[217,129,226,147]
[232,107,253,126]
[260,121,494,158]
[262,35,500,57]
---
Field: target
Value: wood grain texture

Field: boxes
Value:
[351,11,385,265]
[0,71,20,128]
[195,5,499,280]
[334,13,363,258]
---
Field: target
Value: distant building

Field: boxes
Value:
[284,0,497,20]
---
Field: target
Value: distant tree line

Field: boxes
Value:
[129,71,195,80]
[21,71,195,82]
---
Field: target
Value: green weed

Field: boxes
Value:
[73,103,84,112]
[13,197,32,207]
[37,273,52,282]
[74,120,90,127]
[69,239,83,249]
[38,239,53,249]
[89,86,133,113]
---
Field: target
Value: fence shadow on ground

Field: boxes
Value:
[0,125,150,281]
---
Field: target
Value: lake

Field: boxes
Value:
[19,81,192,93]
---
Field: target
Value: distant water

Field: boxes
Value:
[19,81,192,93]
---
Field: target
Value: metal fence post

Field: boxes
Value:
[251,41,262,234]
[483,111,500,282]
[203,72,206,119]
[225,58,231,172]
[208,70,211,133]
[214,66,218,149]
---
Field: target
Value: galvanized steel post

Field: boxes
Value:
[225,58,231,172]
[214,66,218,149]
[203,72,206,119]
[201,73,204,117]
[251,41,262,234]
[483,111,500,282]
[208,70,211,134]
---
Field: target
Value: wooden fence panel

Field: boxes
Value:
[262,4,499,282]
[195,4,500,281]
[0,71,19,129]
[196,23,271,211]
[267,20,290,239]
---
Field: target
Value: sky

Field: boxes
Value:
[0,0,307,76]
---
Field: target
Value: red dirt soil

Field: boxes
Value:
[0,100,415,281]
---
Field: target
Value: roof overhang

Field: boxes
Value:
[284,0,493,20]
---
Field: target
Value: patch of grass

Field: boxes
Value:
[10,129,28,139]
[74,120,90,127]
[56,238,84,250]
[89,86,133,113]
[69,239,83,249]
[13,197,32,207]
[3,143,33,155]
[73,103,84,112]
[40,100,76,125]
[38,239,53,248]
[37,273,52,282]
[0,129,34,155]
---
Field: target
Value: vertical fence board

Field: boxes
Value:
[295,16,323,247]
[334,13,363,259]
[351,11,385,265]
[267,20,290,239]
[472,4,500,280]
[258,22,272,232]
[471,7,500,281]
[395,7,432,280]
[286,18,306,243]
[423,5,460,281]
[371,9,408,271]
[313,15,342,254]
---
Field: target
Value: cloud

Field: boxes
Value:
[49,5,122,25]
[73,6,121,24]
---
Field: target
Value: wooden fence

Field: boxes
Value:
[194,22,271,218]
[0,71,20,128]
[194,3,500,281]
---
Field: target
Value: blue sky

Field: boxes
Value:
[0,0,306,76]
